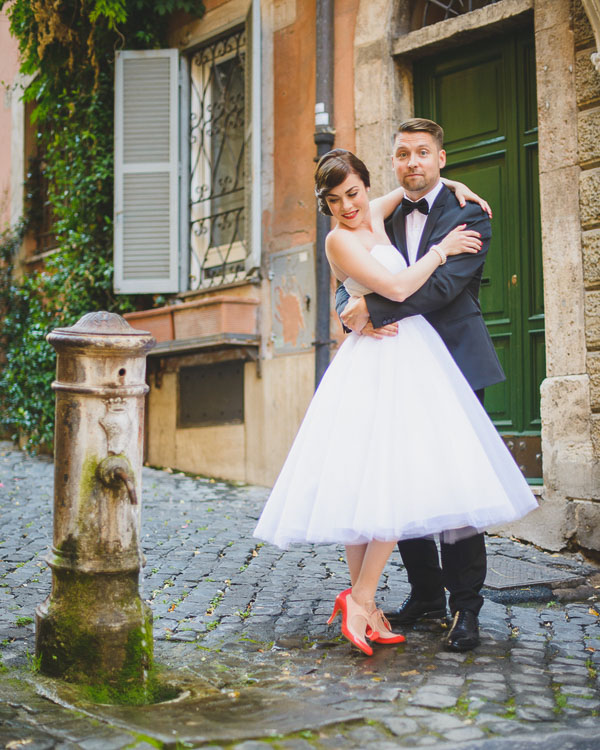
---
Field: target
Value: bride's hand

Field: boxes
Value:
[443,179,492,218]
[438,224,483,257]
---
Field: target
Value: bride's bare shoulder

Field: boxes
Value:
[326,227,363,255]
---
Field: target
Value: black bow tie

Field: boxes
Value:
[401,197,429,216]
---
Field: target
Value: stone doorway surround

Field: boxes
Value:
[353,0,600,552]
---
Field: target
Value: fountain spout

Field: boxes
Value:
[97,455,138,505]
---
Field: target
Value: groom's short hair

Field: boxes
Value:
[395,118,444,150]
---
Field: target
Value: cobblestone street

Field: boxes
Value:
[1,442,599,749]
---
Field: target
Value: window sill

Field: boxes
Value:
[148,332,259,357]
[178,275,261,300]
[124,295,260,345]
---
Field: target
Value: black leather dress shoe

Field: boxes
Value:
[384,593,447,626]
[444,610,480,652]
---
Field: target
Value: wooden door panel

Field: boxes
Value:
[485,335,513,428]
[435,58,502,146]
[527,329,545,430]
[524,146,544,317]
[442,158,508,321]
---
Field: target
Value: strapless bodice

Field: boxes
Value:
[343,244,407,297]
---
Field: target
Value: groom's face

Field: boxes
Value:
[391,131,446,199]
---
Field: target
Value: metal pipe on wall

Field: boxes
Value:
[314,0,335,388]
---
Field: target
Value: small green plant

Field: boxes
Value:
[206,590,225,615]
[26,649,42,672]
[501,696,517,719]
[16,615,34,626]
[586,658,598,679]
[554,689,568,713]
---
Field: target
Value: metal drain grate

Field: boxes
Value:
[485,554,583,590]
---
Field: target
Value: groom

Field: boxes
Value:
[336,118,504,652]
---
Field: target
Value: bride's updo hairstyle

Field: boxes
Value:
[315,149,370,216]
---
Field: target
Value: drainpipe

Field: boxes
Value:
[314,0,335,388]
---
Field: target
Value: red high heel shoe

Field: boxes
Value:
[366,608,406,645]
[327,587,352,626]
[328,590,374,656]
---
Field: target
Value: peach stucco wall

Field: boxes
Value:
[0,10,21,230]
[268,0,358,254]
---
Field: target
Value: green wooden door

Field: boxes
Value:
[414,30,544,480]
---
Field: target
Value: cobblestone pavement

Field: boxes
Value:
[1,442,599,749]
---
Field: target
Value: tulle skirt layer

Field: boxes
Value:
[254,315,537,549]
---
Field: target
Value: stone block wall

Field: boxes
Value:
[570,0,600,550]
[503,0,600,552]
[574,2,600,460]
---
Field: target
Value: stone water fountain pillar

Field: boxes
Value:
[35,311,155,697]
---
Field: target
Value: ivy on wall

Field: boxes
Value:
[0,0,204,450]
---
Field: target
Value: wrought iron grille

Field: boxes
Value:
[189,29,248,289]
[411,0,500,29]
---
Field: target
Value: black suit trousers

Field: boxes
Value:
[397,388,487,616]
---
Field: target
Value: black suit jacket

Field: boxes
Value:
[335,185,505,391]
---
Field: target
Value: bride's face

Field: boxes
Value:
[325,172,370,228]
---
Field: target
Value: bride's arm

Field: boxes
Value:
[370,187,405,221]
[326,225,481,303]
[441,178,492,216]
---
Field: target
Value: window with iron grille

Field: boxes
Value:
[113,2,261,296]
[410,0,500,30]
[189,28,249,289]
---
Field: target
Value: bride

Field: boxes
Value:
[254,149,536,656]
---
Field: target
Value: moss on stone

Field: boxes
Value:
[36,569,155,704]
[80,454,99,502]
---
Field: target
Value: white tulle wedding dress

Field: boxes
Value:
[254,244,537,549]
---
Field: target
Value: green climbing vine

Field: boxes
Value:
[0,0,204,449]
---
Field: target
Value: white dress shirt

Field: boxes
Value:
[405,180,443,266]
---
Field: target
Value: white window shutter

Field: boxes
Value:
[114,49,180,294]
[245,0,262,273]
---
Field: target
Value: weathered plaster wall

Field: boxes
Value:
[245,352,314,486]
[144,352,314,485]
[0,10,22,230]
[354,0,406,196]
[145,369,247,481]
